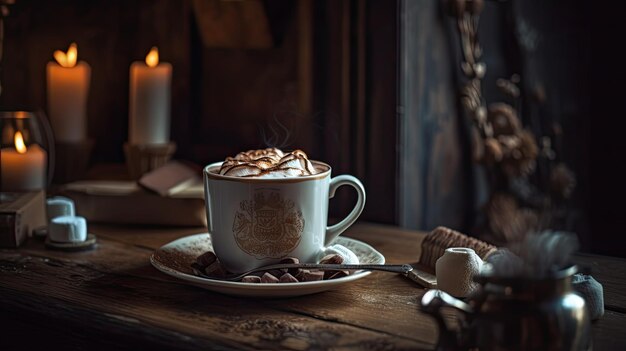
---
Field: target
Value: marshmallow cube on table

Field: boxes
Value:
[48,215,87,243]
[435,247,483,298]
[46,196,76,221]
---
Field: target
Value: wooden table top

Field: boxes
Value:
[1,222,625,350]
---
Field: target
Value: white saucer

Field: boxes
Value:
[150,233,385,297]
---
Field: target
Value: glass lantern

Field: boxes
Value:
[0,111,54,192]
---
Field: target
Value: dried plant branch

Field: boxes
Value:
[442,0,578,245]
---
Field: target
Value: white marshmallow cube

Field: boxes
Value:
[47,197,75,221]
[48,215,87,243]
[436,248,483,297]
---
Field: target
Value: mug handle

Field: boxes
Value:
[325,175,366,246]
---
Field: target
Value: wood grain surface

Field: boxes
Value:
[1,222,625,350]
[1,223,435,350]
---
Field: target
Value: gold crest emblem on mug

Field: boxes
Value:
[232,189,304,259]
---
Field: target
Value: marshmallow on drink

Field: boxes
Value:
[218,148,318,178]
[46,197,76,221]
[49,216,87,243]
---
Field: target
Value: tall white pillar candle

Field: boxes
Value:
[0,131,47,191]
[128,47,172,145]
[46,43,91,143]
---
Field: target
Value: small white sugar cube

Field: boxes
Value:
[47,197,75,221]
[48,216,87,243]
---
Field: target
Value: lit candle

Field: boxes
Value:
[1,131,47,191]
[129,47,172,145]
[46,43,91,143]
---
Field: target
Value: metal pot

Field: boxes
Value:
[420,265,591,350]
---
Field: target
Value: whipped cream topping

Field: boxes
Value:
[218,148,319,178]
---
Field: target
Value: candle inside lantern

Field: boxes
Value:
[1,131,47,191]
[128,47,172,145]
[46,42,91,143]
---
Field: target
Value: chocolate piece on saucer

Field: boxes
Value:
[261,272,279,283]
[45,233,97,251]
[204,261,226,277]
[190,262,204,275]
[242,276,262,283]
[266,268,284,279]
[279,257,301,276]
[326,270,349,280]
[279,273,299,283]
[302,270,324,282]
[319,254,344,265]
[196,251,218,267]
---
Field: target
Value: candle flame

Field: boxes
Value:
[145,47,159,68]
[14,131,27,154]
[53,42,78,68]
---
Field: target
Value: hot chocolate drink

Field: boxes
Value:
[217,148,318,178]
[204,147,365,273]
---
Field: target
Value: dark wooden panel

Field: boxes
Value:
[312,0,398,224]
[186,1,308,166]
[364,0,398,223]
[313,0,351,174]
[398,0,469,231]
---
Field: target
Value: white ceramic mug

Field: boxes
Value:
[203,161,366,273]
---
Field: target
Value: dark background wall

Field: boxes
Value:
[589,1,626,256]
[474,0,623,256]
[471,0,592,246]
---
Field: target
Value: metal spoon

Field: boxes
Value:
[193,262,437,288]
